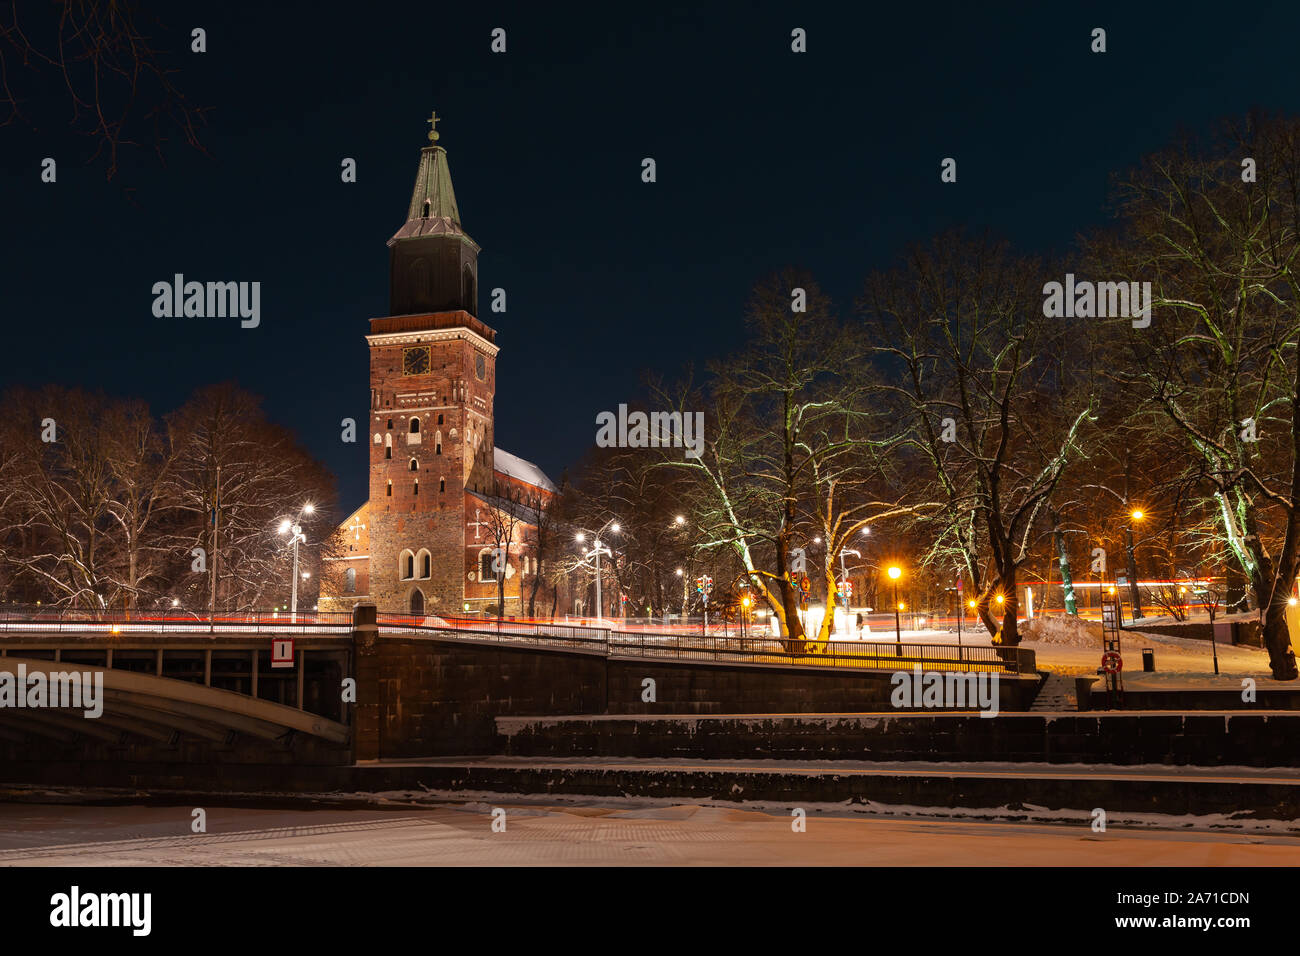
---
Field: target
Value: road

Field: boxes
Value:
[0,801,1296,866]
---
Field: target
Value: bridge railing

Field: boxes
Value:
[605,631,1030,674]
[0,607,354,634]
[0,608,1030,673]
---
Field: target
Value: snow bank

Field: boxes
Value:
[1020,614,1102,647]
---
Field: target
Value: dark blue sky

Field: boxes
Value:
[3,1,1295,509]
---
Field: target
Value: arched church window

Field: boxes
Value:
[462,264,476,311]
[419,550,432,579]
[399,549,414,580]
[422,199,431,219]
[345,568,356,593]
[410,459,418,472]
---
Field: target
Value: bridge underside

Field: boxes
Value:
[0,658,350,751]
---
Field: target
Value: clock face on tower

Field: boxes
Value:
[403,346,430,376]
[475,353,486,380]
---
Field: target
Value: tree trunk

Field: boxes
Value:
[1050,508,1077,615]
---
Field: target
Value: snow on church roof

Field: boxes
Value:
[494,447,557,493]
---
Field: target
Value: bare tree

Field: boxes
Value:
[0,0,209,181]
[860,233,1098,645]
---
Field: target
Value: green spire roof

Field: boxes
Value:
[388,144,475,246]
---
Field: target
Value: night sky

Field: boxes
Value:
[3,1,1298,510]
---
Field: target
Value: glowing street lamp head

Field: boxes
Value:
[813,537,822,545]
[742,596,751,609]
[278,519,292,534]
[575,532,586,543]
[675,568,683,576]
[995,593,1005,604]
[887,566,902,580]
[1131,509,1144,521]
[610,522,621,533]
[967,599,976,609]
[303,503,315,515]
[675,515,685,525]
[862,527,871,536]
[897,602,906,611]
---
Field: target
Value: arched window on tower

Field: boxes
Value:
[386,480,392,497]
[410,418,420,435]
[385,434,392,460]
[419,550,431,579]
[435,430,442,455]
[410,459,418,472]
[439,477,445,493]
[462,264,476,313]
[414,479,419,496]
[345,567,356,593]
[422,198,431,219]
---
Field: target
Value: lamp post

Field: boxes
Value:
[278,503,314,621]
[575,519,620,623]
[1125,508,1145,620]
[888,565,903,653]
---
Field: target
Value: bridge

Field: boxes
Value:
[0,608,1038,772]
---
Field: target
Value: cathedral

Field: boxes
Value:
[319,115,558,617]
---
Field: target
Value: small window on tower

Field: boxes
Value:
[437,414,444,425]
[385,446,392,460]
[421,552,431,578]
[410,419,420,434]
[388,419,393,429]
[439,478,445,493]
[410,459,418,472]
[414,480,419,496]
[386,481,393,497]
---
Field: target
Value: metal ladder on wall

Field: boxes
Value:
[1100,589,1124,707]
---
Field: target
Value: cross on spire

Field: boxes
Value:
[426,110,441,143]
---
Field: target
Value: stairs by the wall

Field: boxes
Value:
[1030,672,1077,711]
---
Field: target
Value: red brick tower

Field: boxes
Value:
[365,115,498,614]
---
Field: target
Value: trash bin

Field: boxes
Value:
[1142,647,1154,672]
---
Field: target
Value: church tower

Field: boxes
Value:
[365,114,499,614]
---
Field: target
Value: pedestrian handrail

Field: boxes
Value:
[0,608,1030,673]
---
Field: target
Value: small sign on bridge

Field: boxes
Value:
[271,637,295,669]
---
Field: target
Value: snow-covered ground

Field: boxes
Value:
[0,798,1296,865]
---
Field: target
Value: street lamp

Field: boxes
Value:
[1126,508,1145,620]
[278,503,314,621]
[888,565,903,653]
[575,518,620,623]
